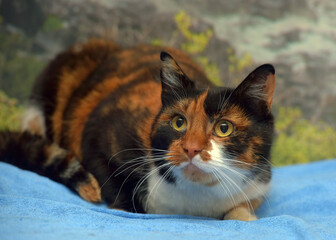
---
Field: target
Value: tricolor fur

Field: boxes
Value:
[0,39,275,221]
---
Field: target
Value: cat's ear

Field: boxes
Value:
[234,64,276,114]
[160,51,195,106]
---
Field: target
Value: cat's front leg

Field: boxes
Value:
[223,198,262,221]
[224,206,257,221]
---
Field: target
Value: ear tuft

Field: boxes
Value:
[159,51,194,106]
[160,51,184,78]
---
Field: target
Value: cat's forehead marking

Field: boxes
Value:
[185,90,208,118]
[183,91,212,156]
[183,91,211,133]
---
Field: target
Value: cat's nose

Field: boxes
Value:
[183,143,203,160]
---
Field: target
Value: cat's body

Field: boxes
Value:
[0,39,275,220]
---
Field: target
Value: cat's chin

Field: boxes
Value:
[181,163,218,186]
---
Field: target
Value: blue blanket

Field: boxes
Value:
[0,160,336,240]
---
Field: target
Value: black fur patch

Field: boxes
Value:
[204,88,235,119]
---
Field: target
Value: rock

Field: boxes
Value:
[0,0,45,36]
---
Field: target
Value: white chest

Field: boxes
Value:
[145,169,269,219]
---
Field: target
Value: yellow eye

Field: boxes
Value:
[214,120,234,137]
[171,115,187,132]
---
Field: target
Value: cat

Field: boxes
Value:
[0,39,275,221]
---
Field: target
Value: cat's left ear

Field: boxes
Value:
[234,64,276,114]
[160,52,195,106]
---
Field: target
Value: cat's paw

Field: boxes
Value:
[224,206,257,221]
[77,173,102,203]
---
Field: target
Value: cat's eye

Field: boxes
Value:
[214,120,234,137]
[171,115,187,132]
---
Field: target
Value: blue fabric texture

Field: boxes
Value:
[0,160,336,240]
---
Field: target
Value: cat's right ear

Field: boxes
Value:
[233,64,276,115]
[160,52,195,106]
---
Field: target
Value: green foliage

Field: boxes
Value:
[174,11,213,54]
[173,11,254,86]
[196,56,221,85]
[0,91,23,130]
[272,107,336,166]
[0,32,45,102]
[227,47,253,85]
[173,11,221,85]
[151,38,163,46]
[42,15,63,32]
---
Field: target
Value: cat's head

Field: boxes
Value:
[150,52,275,186]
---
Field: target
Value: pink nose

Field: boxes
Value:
[183,142,203,160]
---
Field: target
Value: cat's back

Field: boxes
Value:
[25,39,211,158]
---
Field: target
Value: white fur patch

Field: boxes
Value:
[145,140,270,219]
[245,83,266,100]
[44,143,67,167]
[162,71,181,88]
[60,159,82,179]
[21,105,46,136]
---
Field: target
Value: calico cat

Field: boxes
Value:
[0,39,275,221]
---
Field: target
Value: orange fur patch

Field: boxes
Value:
[67,72,145,158]
[251,136,263,146]
[52,39,119,144]
[124,82,163,150]
[52,58,98,144]
[166,139,188,165]
[77,173,102,203]
[265,73,276,110]
[164,91,215,165]
[200,151,212,162]
[43,143,67,167]
[222,105,250,130]
[182,91,211,159]
[117,81,161,113]
[47,40,210,163]
[224,198,262,221]
[236,145,257,169]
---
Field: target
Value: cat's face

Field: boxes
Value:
[150,52,275,186]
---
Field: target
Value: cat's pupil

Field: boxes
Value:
[220,123,229,133]
[176,118,184,128]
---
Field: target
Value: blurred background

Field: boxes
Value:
[0,0,335,166]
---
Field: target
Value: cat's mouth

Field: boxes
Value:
[181,163,218,186]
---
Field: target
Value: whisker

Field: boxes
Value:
[211,157,272,175]
[110,160,152,208]
[112,155,169,177]
[132,162,172,212]
[211,161,269,216]
[210,156,272,207]
[107,148,172,167]
[220,89,234,111]
[101,156,157,189]
[211,168,237,210]
[211,157,268,191]
[101,153,175,191]
[144,165,175,212]
[216,167,255,216]
[113,155,175,177]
